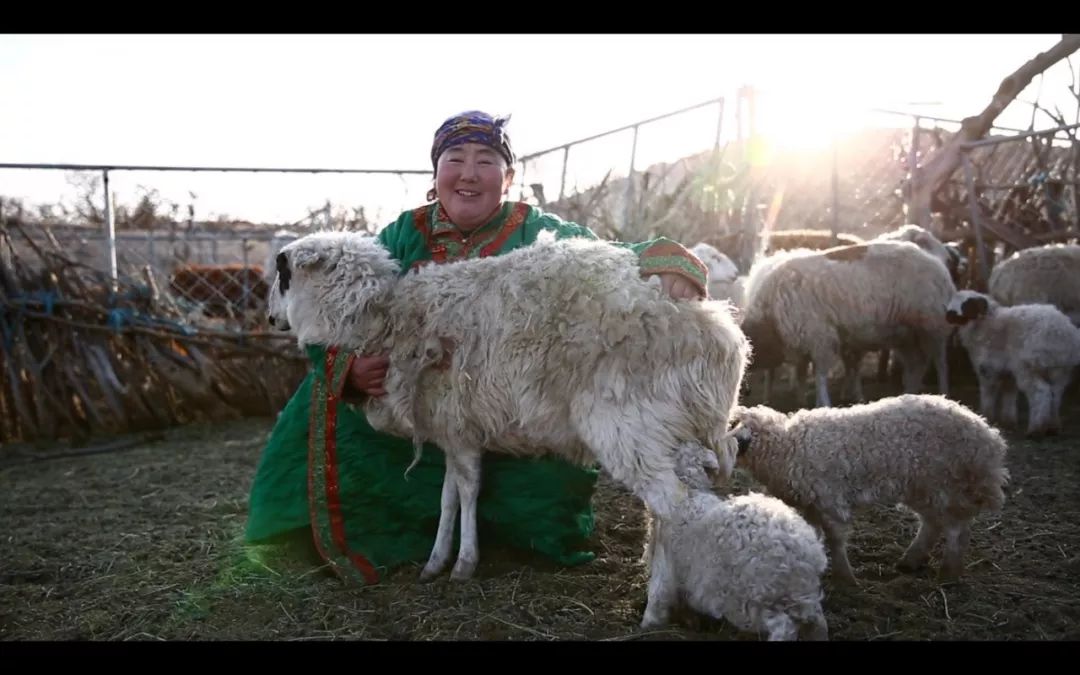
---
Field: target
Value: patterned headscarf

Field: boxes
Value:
[430,110,516,170]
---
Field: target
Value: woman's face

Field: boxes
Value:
[435,142,515,231]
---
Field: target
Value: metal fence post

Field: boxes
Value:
[831,135,840,238]
[624,125,639,233]
[103,169,117,291]
[558,145,570,203]
[962,152,989,289]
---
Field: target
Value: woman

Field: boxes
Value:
[245,110,709,583]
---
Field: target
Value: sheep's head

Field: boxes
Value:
[727,404,786,466]
[672,441,724,491]
[691,242,739,284]
[267,231,400,348]
[945,290,992,326]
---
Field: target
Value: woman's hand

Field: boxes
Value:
[346,352,390,397]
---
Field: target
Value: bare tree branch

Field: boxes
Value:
[908,34,1080,230]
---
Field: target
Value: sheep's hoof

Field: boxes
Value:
[449,558,477,581]
[419,564,445,583]
[639,615,666,631]
[895,558,928,574]
[937,565,963,583]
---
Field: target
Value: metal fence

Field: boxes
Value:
[5,94,1077,330]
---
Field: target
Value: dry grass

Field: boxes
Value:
[2,370,1079,641]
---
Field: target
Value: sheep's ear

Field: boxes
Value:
[276,252,292,293]
[291,246,326,270]
[961,295,989,319]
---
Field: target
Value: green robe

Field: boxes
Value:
[245,201,707,582]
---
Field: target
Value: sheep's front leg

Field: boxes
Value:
[896,514,941,573]
[420,463,460,582]
[811,353,835,408]
[820,517,856,585]
[998,379,1019,429]
[899,347,931,395]
[976,371,1002,424]
[1048,371,1071,435]
[939,521,971,582]
[1020,376,1054,438]
[640,533,678,629]
[841,350,865,403]
[933,339,949,398]
[450,449,483,581]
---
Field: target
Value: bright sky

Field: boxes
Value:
[0,34,1074,226]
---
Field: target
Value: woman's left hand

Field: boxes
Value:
[654,272,706,301]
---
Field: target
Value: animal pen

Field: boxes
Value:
[3,91,1080,643]
[2,94,1078,447]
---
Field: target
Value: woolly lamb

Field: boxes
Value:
[730,395,1010,583]
[946,290,1080,437]
[268,230,750,581]
[740,241,955,408]
[641,441,829,641]
[989,244,1080,326]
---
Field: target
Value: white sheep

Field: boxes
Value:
[740,247,818,403]
[740,240,956,408]
[691,242,745,312]
[869,224,964,386]
[729,394,1010,584]
[946,290,1080,437]
[641,441,829,641]
[989,243,1080,326]
[268,230,750,581]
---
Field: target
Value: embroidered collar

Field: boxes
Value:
[430,202,512,241]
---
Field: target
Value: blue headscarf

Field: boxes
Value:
[430,110,516,169]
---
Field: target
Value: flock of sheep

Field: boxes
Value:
[265,221,1080,641]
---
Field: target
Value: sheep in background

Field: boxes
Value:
[730,395,1010,584]
[268,230,750,581]
[871,224,967,386]
[691,242,746,314]
[946,290,1080,438]
[740,247,818,402]
[989,244,1080,326]
[640,441,828,641]
[740,241,955,408]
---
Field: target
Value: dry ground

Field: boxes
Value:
[2,368,1078,641]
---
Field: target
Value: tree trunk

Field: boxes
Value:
[908,34,1080,231]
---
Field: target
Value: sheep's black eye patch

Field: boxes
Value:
[277,252,291,294]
